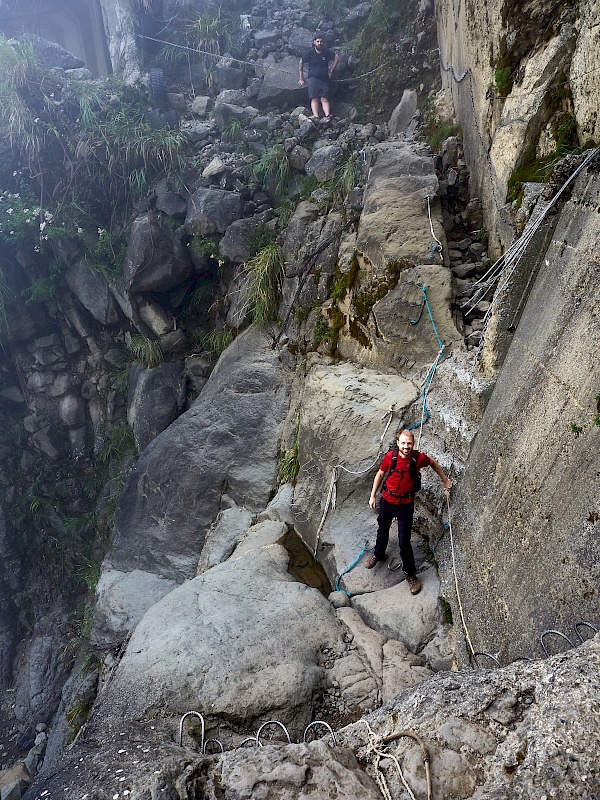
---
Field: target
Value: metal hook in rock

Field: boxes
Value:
[303,721,337,747]
[387,558,402,571]
[472,652,502,668]
[574,620,598,643]
[540,629,575,657]
[240,737,258,748]
[203,738,224,755]
[256,720,292,747]
[178,711,205,752]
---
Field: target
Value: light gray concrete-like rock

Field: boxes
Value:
[337,638,600,800]
[293,358,418,592]
[105,328,290,583]
[218,740,382,800]
[91,569,178,649]
[94,543,345,728]
[388,89,418,136]
[356,143,444,271]
[197,503,255,574]
[352,566,442,652]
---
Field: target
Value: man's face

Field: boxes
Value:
[314,38,323,50]
[397,434,414,456]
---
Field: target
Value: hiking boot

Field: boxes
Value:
[365,553,380,569]
[404,572,421,595]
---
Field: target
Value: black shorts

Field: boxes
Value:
[308,77,329,99]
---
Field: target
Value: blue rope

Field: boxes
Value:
[407,286,445,433]
[335,545,369,597]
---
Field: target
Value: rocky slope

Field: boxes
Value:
[0,0,598,798]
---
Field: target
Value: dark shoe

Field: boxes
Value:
[404,572,421,595]
[365,553,379,569]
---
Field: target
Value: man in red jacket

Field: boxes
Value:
[366,429,453,594]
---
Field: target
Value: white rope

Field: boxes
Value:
[426,195,443,261]
[352,720,418,800]
[415,348,443,451]
[446,490,475,657]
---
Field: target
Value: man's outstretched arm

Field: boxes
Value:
[428,457,453,490]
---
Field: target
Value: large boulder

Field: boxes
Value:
[104,328,290,584]
[127,362,186,452]
[185,188,243,235]
[18,34,84,69]
[256,56,306,106]
[356,143,445,271]
[305,145,346,182]
[216,740,381,799]
[93,539,345,729]
[124,214,191,292]
[66,260,121,325]
[337,639,600,800]
[293,358,419,590]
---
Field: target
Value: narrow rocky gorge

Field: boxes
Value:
[0,0,598,799]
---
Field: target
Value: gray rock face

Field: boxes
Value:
[257,56,305,106]
[219,218,262,263]
[447,166,600,664]
[155,191,187,217]
[388,89,418,136]
[18,34,84,69]
[66,260,121,325]
[124,215,191,292]
[13,603,71,725]
[106,328,290,583]
[337,638,600,800]
[92,569,178,648]
[185,188,243,235]
[94,541,345,729]
[305,145,345,182]
[217,740,382,799]
[356,143,443,271]
[127,362,185,452]
[287,27,314,56]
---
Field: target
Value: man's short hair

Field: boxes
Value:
[396,429,415,441]
[313,33,325,41]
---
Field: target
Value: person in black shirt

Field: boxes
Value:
[299,34,339,120]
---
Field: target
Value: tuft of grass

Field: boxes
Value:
[222,117,243,143]
[99,423,136,463]
[201,328,235,357]
[252,145,291,197]
[243,243,284,325]
[311,0,346,18]
[128,334,163,368]
[428,122,461,153]
[494,66,513,99]
[277,444,300,486]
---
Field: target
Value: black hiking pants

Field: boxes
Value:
[374,497,416,575]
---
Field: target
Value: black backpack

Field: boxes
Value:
[382,446,421,499]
